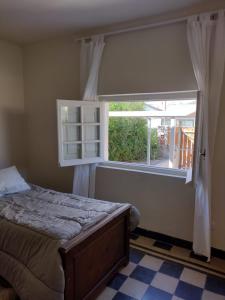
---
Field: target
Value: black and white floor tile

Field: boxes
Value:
[97,247,225,300]
[131,235,225,276]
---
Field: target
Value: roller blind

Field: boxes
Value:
[98,22,197,95]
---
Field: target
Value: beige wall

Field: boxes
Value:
[95,167,195,241]
[23,13,225,251]
[0,40,26,172]
[24,37,80,192]
[212,74,225,250]
[97,20,197,243]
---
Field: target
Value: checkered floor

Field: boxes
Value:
[97,247,225,300]
[130,235,225,276]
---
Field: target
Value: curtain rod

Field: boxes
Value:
[76,16,187,41]
[76,9,222,41]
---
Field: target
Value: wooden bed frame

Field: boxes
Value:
[59,204,130,300]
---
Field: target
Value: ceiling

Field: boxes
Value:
[0,0,213,43]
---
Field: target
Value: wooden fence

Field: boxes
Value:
[167,127,195,169]
[176,127,194,169]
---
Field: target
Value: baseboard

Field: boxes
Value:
[133,227,225,260]
[133,227,192,249]
[211,247,225,260]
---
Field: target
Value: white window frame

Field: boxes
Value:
[57,99,106,166]
[98,90,199,178]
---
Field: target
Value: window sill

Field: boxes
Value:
[99,161,187,179]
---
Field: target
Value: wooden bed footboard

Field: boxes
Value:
[59,205,130,300]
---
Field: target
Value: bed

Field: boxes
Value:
[0,184,138,300]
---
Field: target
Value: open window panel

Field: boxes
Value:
[57,100,106,166]
[99,91,199,177]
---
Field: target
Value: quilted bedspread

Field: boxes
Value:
[0,185,126,300]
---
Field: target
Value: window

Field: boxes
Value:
[57,100,105,166]
[100,91,198,175]
[57,91,198,176]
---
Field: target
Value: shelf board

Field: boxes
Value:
[83,122,100,126]
[83,140,100,144]
[63,122,82,126]
[63,141,82,144]
[63,140,100,144]
[63,122,100,126]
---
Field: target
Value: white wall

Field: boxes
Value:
[23,10,225,251]
[96,21,197,244]
[95,167,195,241]
[212,74,225,250]
[0,40,26,172]
[24,36,80,191]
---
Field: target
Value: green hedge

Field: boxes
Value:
[109,102,145,111]
[109,117,159,162]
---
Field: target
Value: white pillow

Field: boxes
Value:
[0,166,30,195]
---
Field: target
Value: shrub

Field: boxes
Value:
[109,102,145,111]
[109,117,159,162]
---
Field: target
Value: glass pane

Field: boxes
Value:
[83,125,100,141]
[61,105,81,123]
[83,107,100,123]
[63,125,81,142]
[84,143,100,158]
[63,144,81,160]
[108,100,197,170]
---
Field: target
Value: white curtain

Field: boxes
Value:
[73,35,105,198]
[187,11,225,260]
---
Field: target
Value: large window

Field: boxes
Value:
[105,94,197,172]
[57,91,198,176]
